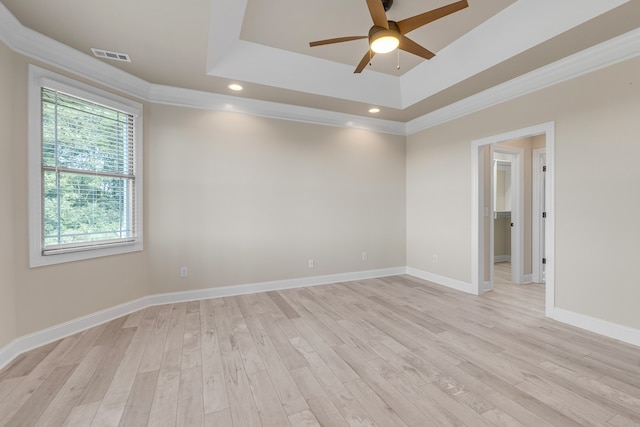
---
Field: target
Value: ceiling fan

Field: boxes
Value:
[309,0,469,73]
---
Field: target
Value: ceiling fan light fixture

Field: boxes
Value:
[369,27,399,54]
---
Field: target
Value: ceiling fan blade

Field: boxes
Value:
[309,36,368,47]
[398,35,435,60]
[396,0,468,35]
[354,50,375,73]
[366,0,389,29]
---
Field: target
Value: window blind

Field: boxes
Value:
[41,87,137,254]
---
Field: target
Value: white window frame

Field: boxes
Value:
[28,65,143,267]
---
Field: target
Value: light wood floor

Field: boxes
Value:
[1,274,639,426]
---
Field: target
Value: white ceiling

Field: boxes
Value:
[1,0,639,125]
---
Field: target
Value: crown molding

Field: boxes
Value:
[406,27,640,135]
[1,2,640,136]
[148,84,407,135]
[0,3,150,100]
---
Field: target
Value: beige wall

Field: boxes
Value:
[0,42,17,348]
[147,105,406,293]
[1,40,639,349]
[3,49,150,339]
[407,55,640,329]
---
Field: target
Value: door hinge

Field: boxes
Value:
[542,258,546,264]
[543,165,547,172]
[542,212,547,218]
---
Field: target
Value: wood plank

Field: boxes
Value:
[146,303,187,427]
[79,328,136,406]
[267,291,300,319]
[88,307,158,426]
[290,367,347,427]
[138,305,173,373]
[0,334,81,425]
[225,297,266,375]
[176,365,204,427]
[1,274,639,427]
[204,408,233,427]
[288,409,322,427]
[344,379,409,427]
[34,346,107,427]
[146,349,181,427]
[220,349,261,427]
[334,344,427,427]
[62,402,101,427]
[5,364,76,427]
[199,299,228,415]
[236,297,308,416]
[247,370,291,427]
[118,370,159,427]
[0,376,25,405]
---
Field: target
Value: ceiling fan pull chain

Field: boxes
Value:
[369,49,372,67]
[397,48,400,70]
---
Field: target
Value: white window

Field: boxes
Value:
[28,65,143,267]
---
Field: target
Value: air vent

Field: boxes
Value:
[91,48,131,62]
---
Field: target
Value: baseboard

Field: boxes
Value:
[145,266,407,306]
[5,267,638,371]
[551,307,640,348]
[406,267,474,294]
[523,274,533,284]
[0,296,149,371]
[0,266,406,371]
[494,255,511,263]
[482,280,492,293]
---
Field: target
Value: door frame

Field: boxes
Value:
[471,122,555,317]
[532,148,547,284]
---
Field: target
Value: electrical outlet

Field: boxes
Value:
[180,266,188,277]
[362,252,368,261]
[432,254,438,263]
[308,259,314,268]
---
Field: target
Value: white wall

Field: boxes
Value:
[407,55,640,330]
[147,104,407,293]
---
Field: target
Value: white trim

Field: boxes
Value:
[532,148,546,283]
[482,281,492,292]
[206,0,628,110]
[3,264,638,371]
[1,4,640,135]
[148,85,407,136]
[406,27,640,135]
[0,267,405,371]
[406,267,474,294]
[28,65,144,267]
[494,255,511,263]
[471,122,555,319]
[551,308,640,348]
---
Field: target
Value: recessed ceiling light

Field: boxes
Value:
[368,108,380,114]
[228,84,243,91]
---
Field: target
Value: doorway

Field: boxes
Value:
[489,146,523,290]
[471,122,555,317]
